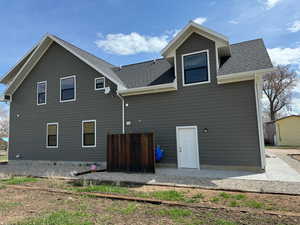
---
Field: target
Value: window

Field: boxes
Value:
[47,123,58,148]
[82,120,96,147]
[95,77,105,90]
[60,75,76,102]
[182,50,210,86]
[37,81,47,105]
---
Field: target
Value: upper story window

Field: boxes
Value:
[46,122,58,148]
[37,81,47,105]
[95,77,105,90]
[60,75,76,102]
[182,50,210,86]
[82,120,96,147]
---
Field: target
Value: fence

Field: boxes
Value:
[107,133,155,173]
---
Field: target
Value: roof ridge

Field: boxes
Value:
[230,38,263,46]
[113,58,166,69]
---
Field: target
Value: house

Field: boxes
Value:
[274,115,300,146]
[0,22,274,171]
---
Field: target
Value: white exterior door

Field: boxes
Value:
[176,126,199,169]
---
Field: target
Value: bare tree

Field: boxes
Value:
[0,106,8,138]
[263,65,298,121]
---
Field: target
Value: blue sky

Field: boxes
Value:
[0,0,299,113]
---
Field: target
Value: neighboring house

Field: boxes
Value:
[275,115,300,146]
[0,22,274,171]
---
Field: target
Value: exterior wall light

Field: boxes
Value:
[203,128,208,133]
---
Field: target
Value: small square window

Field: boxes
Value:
[95,77,105,90]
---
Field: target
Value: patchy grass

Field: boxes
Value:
[14,210,93,225]
[156,208,192,219]
[107,202,138,215]
[149,190,185,201]
[244,200,264,209]
[1,176,40,185]
[70,184,129,194]
[216,219,238,225]
[0,201,21,211]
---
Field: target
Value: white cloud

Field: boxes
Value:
[95,32,169,55]
[288,20,300,33]
[229,20,239,24]
[193,17,207,25]
[267,47,300,65]
[264,0,282,9]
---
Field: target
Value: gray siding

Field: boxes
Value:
[9,42,122,162]
[124,33,261,168]
[8,32,262,169]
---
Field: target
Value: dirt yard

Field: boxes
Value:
[0,177,300,225]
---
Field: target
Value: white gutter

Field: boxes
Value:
[118,82,177,96]
[116,92,125,134]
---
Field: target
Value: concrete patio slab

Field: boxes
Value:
[1,152,300,195]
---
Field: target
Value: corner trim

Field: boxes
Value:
[254,73,266,170]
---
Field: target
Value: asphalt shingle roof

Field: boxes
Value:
[218,39,273,76]
[112,59,175,88]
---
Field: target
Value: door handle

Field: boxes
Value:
[179,147,182,152]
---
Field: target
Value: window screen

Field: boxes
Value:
[61,76,75,101]
[47,123,58,147]
[37,82,46,105]
[83,121,96,147]
[183,51,209,84]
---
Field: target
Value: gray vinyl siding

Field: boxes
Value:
[124,33,261,168]
[9,42,122,162]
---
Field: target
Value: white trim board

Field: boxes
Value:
[37,81,47,106]
[46,122,59,149]
[118,82,177,96]
[60,75,76,103]
[254,73,266,170]
[82,120,96,148]
[161,21,229,58]
[176,126,200,169]
[181,49,211,87]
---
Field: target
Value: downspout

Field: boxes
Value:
[117,92,125,134]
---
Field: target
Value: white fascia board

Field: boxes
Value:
[4,35,53,96]
[217,67,276,84]
[118,82,177,96]
[161,21,229,57]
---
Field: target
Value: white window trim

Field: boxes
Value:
[60,75,76,103]
[37,81,47,105]
[46,122,58,148]
[95,77,105,91]
[181,49,211,87]
[82,120,96,148]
